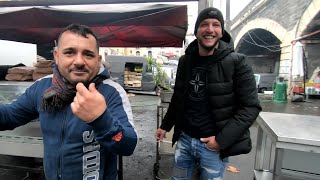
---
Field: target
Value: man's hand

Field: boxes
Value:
[200,136,221,151]
[155,128,167,141]
[71,83,106,123]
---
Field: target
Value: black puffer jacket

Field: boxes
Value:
[160,32,262,158]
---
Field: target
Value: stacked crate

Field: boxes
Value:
[32,60,54,80]
[124,71,142,88]
[5,66,35,81]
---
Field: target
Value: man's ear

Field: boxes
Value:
[53,48,59,65]
[220,30,224,39]
[98,55,102,67]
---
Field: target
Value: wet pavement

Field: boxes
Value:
[0,94,319,180]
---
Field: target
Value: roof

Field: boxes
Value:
[0,4,188,48]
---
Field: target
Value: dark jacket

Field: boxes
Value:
[160,32,262,158]
[0,68,137,180]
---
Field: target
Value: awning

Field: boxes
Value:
[0,0,196,7]
[0,4,188,48]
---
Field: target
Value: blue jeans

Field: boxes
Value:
[172,132,228,180]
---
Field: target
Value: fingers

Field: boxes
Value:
[70,102,76,114]
[74,84,92,108]
[155,132,163,141]
[88,83,97,93]
[201,136,221,151]
[155,134,160,141]
[155,129,166,141]
[72,82,106,123]
[200,137,210,142]
[71,95,82,114]
[76,82,90,96]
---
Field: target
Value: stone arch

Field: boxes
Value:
[295,0,320,37]
[234,18,287,48]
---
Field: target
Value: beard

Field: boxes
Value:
[198,36,220,51]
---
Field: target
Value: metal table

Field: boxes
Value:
[254,112,320,180]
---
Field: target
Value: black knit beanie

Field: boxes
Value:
[194,7,224,35]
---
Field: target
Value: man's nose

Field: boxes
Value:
[207,24,216,32]
[74,53,85,64]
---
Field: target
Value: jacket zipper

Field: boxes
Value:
[57,109,67,179]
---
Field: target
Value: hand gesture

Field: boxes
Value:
[155,128,167,141]
[200,136,221,151]
[71,83,106,123]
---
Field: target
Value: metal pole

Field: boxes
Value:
[198,0,206,13]
[225,0,231,32]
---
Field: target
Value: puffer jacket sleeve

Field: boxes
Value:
[160,55,185,132]
[215,54,262,150]
[88,81,137,156]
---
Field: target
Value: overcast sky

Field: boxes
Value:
[213,0,252,19]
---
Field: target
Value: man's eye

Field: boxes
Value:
[85,53,95,58]
[64,51,74,55]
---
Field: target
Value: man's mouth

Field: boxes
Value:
[71,69,88,75]
[204,35,216,39]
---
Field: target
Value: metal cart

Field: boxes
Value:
[154,101,176,179]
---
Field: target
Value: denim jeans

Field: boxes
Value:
[172,132,228,180]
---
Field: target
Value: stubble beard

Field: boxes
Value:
[198,37,220,52]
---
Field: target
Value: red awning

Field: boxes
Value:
[0,4,188,48]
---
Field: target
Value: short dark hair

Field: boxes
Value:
[57,24,100,50]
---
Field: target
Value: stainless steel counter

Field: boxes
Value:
[254,112,320,180]
[0,121,43,158]
[259,112,320,148]
[0,81,43,158]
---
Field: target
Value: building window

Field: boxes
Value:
[136,51,140,56]
[148,51,152,57]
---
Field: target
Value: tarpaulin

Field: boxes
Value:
[0,4,188,48]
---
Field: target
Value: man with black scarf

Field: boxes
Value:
[155,7,261,179]
[0,24,137,180]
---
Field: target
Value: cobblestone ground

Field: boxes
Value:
[123,94,159,180]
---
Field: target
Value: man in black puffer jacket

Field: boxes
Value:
[155,7,261,180]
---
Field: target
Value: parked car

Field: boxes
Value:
[168,60,179,66]
[254,73,277,93]
[155,55,169,64]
